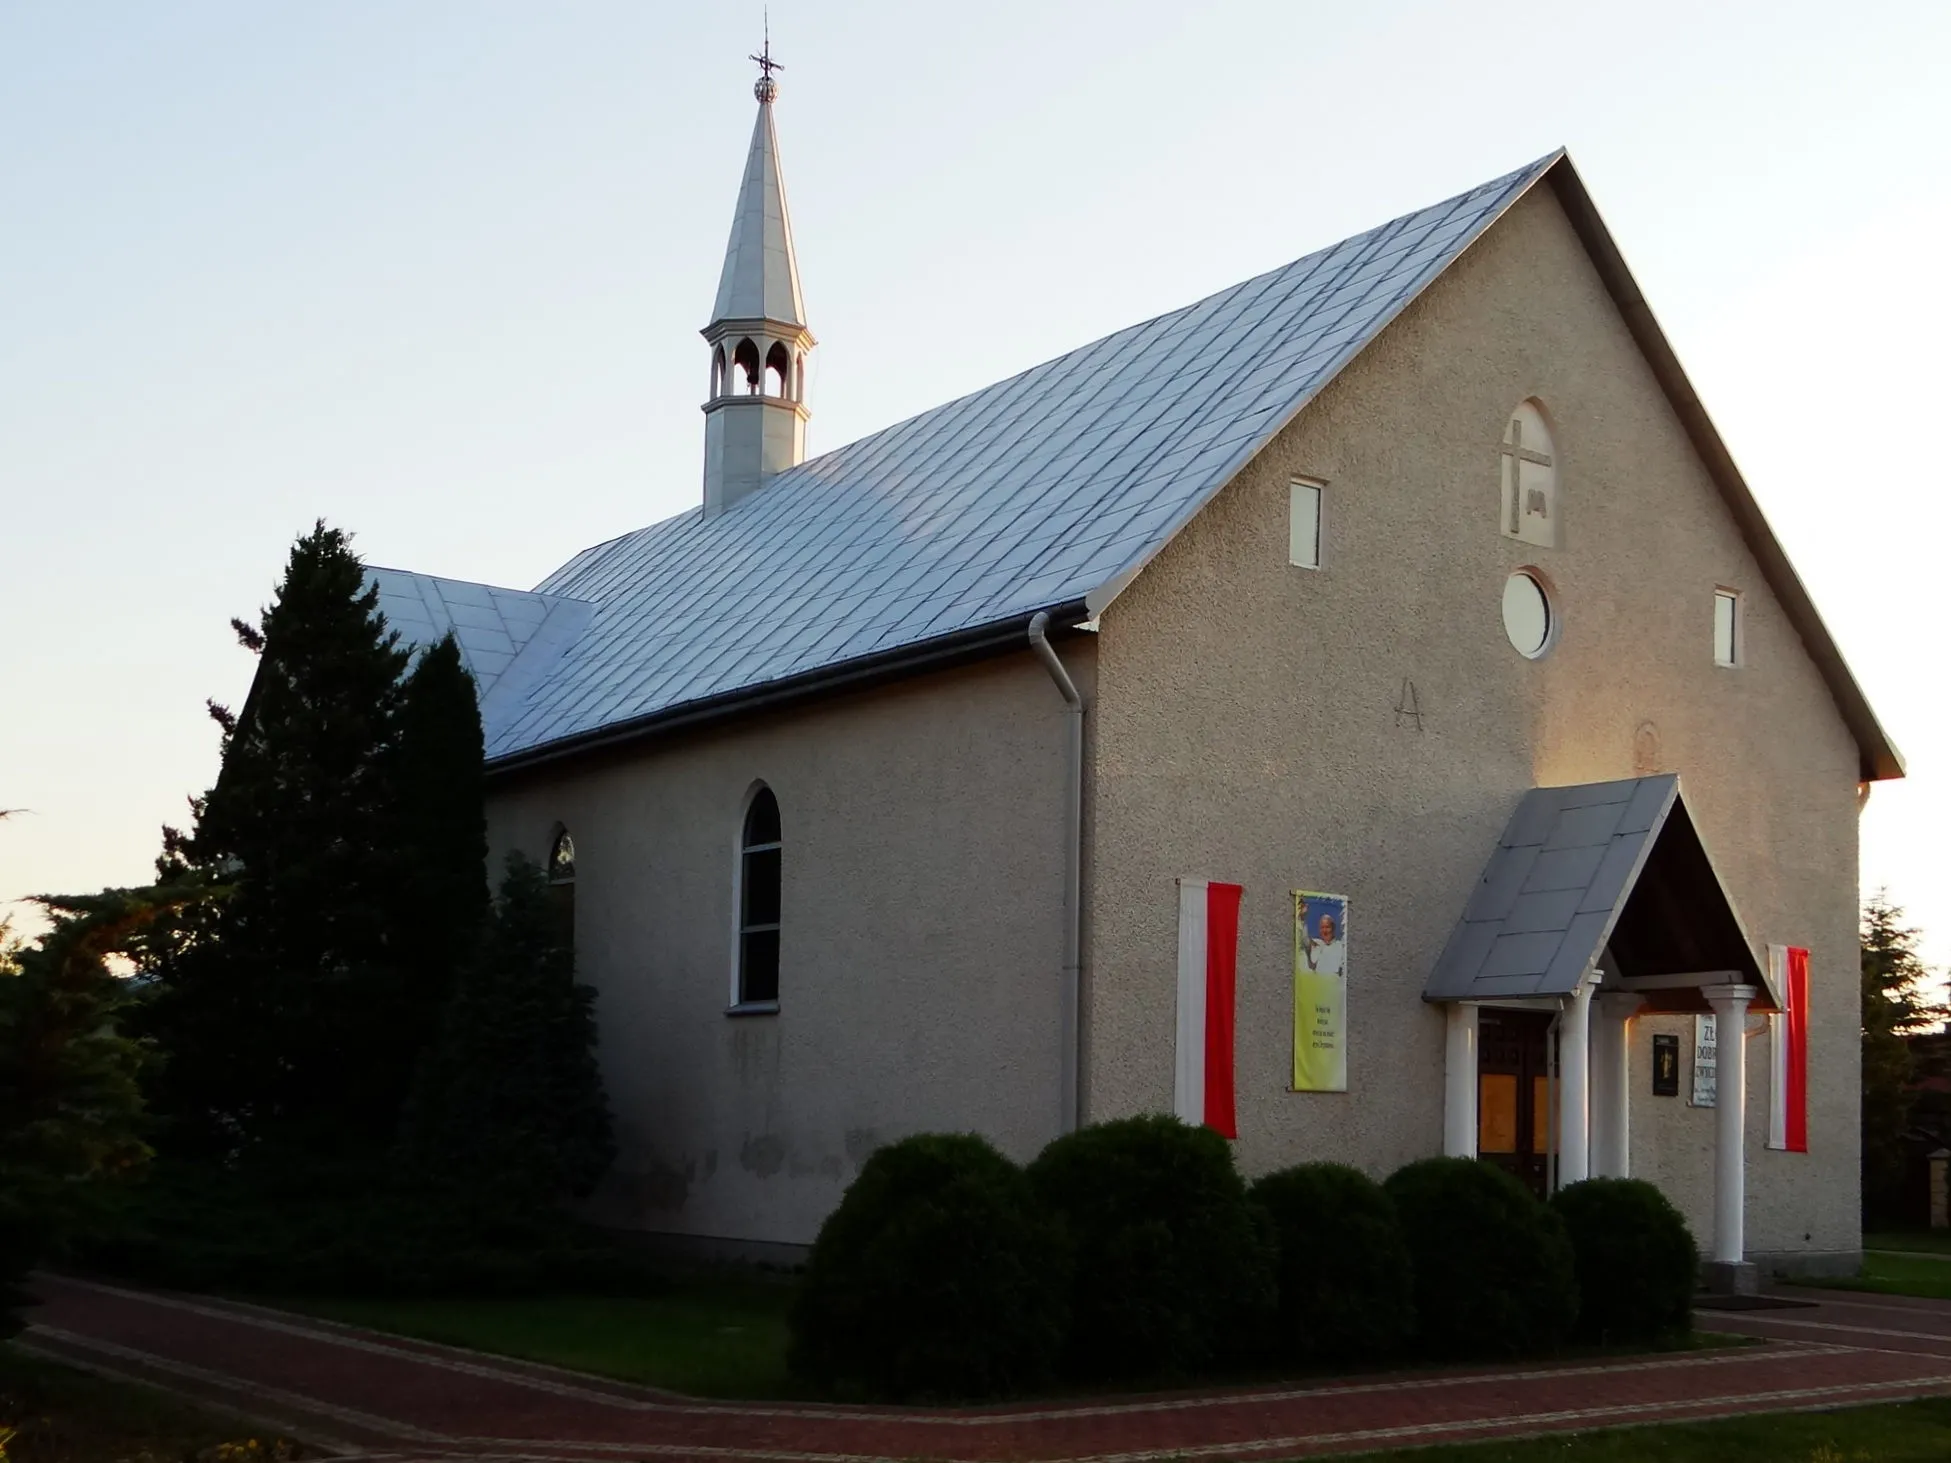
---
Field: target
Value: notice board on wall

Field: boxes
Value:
[1690,1014,1718,1108]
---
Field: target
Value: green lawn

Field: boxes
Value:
[1801,1250,1951,1301]
[1866,1230,1951,1256]
[1,1345,306,1463]
[1349,1396,1951,1460]
[279,1276,1765,1404]
[279,1276,801,1398]
[282,1282,1759,1403]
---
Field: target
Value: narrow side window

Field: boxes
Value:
[1713,590,1740,668]
[547,826,576,953]
[736,787,782,1008]
[1289,479,1323,569]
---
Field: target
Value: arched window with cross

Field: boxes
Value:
[1499,400,1558,549]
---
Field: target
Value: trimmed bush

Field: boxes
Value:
[1028,1115,1274,1383]
[1551,1178,1698,1344]
[1384,1158,1577,1359]
[1249,1162,1414,1364]
[788,1133,1068,1401]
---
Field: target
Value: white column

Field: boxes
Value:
[1558,980,1594,1186]
[1591,994,1638,1178]
[1444,1004,1479,1157]
[1704,984,1758,1265]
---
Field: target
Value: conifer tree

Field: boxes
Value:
[397,854,614,1211]
[383,632,490,1110]
[142,522,412,1155]
[1,883,205,1337]
[1861,893,1945,1223]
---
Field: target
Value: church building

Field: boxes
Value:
[371,56,1902,1285]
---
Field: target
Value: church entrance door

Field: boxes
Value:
[1477,1010,1552,1198]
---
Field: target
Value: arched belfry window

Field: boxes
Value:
[764,341,791,398]
[736,787,781,1007]
[547,826,576,952]
[733,337,762,395]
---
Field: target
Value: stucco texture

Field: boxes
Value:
[485,649,1091,1247]
[1087,184,1863,1260]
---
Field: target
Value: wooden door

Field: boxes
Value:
[1478,1010,1552,1198]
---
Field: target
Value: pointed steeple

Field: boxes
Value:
[700,38,814,519]
[711,95,806,329]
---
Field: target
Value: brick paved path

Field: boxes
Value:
[20,1274,1951,1461]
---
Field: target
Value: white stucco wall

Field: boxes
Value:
[1085,183,1865,1263]
[484,648,1092,1249]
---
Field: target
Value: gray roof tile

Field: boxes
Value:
[1426,776,1684,1003]
[376,155,1555,762]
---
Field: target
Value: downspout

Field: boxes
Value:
[1028,611,1085,1133]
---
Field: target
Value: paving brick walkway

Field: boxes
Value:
[21,1274,1951,1461]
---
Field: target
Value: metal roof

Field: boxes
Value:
[710,98,807,331]
[448,153,1556,761]
[366,566,595,749]
[1425,776,1768,1007]
[370,150,1899,780]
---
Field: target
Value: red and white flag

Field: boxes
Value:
[1768,945,1810,1153]
[1176,879,1243,1139]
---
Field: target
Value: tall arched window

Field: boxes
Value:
[736,787,781,1007]
[547,826,576,953]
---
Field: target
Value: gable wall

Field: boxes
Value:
[484,646,1089,1249]
[1087,183,1863,1260]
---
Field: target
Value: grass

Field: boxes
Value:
[1801,1250,1951,1301]
[1344,1396,1951,1460]
[275,1274,801,1398]
[1865,1229,1951,1256]
[278,1275,1752,1403]
[0,1345,305,1463]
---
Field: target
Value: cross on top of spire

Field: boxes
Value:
[750,15,782,104]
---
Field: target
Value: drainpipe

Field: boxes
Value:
[1028,611,1085,1133]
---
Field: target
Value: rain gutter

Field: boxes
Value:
[485,599,1091,779]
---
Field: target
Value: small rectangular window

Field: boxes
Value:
[1289,480,1323,568]
[1713,590,1740,667]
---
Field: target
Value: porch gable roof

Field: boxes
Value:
[1425,776,1770,1009]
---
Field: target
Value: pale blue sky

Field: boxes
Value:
[3,1,1946,967]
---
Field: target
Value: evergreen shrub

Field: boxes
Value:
[1383,1157,1577,1359]
[1027,1115,1274,1383]
[1249,1162,1414,1364]
[788,1133,1067,1400]
[396,853,614,1211]
[1550,1178,1698,1344]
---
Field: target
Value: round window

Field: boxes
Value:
[1502,571,1553,658]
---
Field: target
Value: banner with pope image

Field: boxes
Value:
[1292,891,1349,1092]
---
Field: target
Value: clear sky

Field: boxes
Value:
[3,1,1946,971]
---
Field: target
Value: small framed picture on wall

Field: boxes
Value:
[1652,1033,1680,1097]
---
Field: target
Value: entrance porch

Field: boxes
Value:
[1426,776,1776,1291]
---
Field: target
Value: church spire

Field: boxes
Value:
[701,33,813,519]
